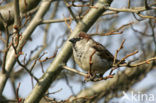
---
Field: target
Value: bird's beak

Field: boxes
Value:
[69,38,81,44]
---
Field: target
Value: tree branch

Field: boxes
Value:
[69,63,154,102]
[0,0,41,30]
[0,0,52,96]
[24,0,113,102]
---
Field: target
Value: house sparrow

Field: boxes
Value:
[69,32,123,77]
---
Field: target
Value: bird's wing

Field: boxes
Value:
[92,41,114,61]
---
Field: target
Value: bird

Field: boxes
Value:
[69,32,124,78]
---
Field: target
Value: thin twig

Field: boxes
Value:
[64,16,73,33]
[46,88,62,95]
[110,50,138,75]
[62,65,87,77]
[42,11,118,24]
[107,7,148,13]
[137,13,156,19]
[11,40,39,82]
[120,50,139,64]
[106,6,156,19]
[16,57,39,82]
[127,56,156,67]
[16,82,21,103]
[64,0,79,23]
[64,73,75,95]
[109,39,126,75]
[42,16,83,24]
[90,22,135,36]
[39,51,57,62]
[113,39,125,65]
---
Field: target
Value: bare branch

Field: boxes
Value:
[63,65,87,77]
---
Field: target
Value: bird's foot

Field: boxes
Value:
[91,74,114,82]
[84,72,96,82]
[85,73,114,82]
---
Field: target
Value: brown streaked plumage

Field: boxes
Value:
[69,32,121,76]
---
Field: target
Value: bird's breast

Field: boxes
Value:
[72,39,112,74]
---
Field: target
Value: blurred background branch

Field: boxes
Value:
[0,0,155,103]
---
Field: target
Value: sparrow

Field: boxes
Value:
[69,32,123,77]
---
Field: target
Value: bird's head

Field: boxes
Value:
[69,32,91,44]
